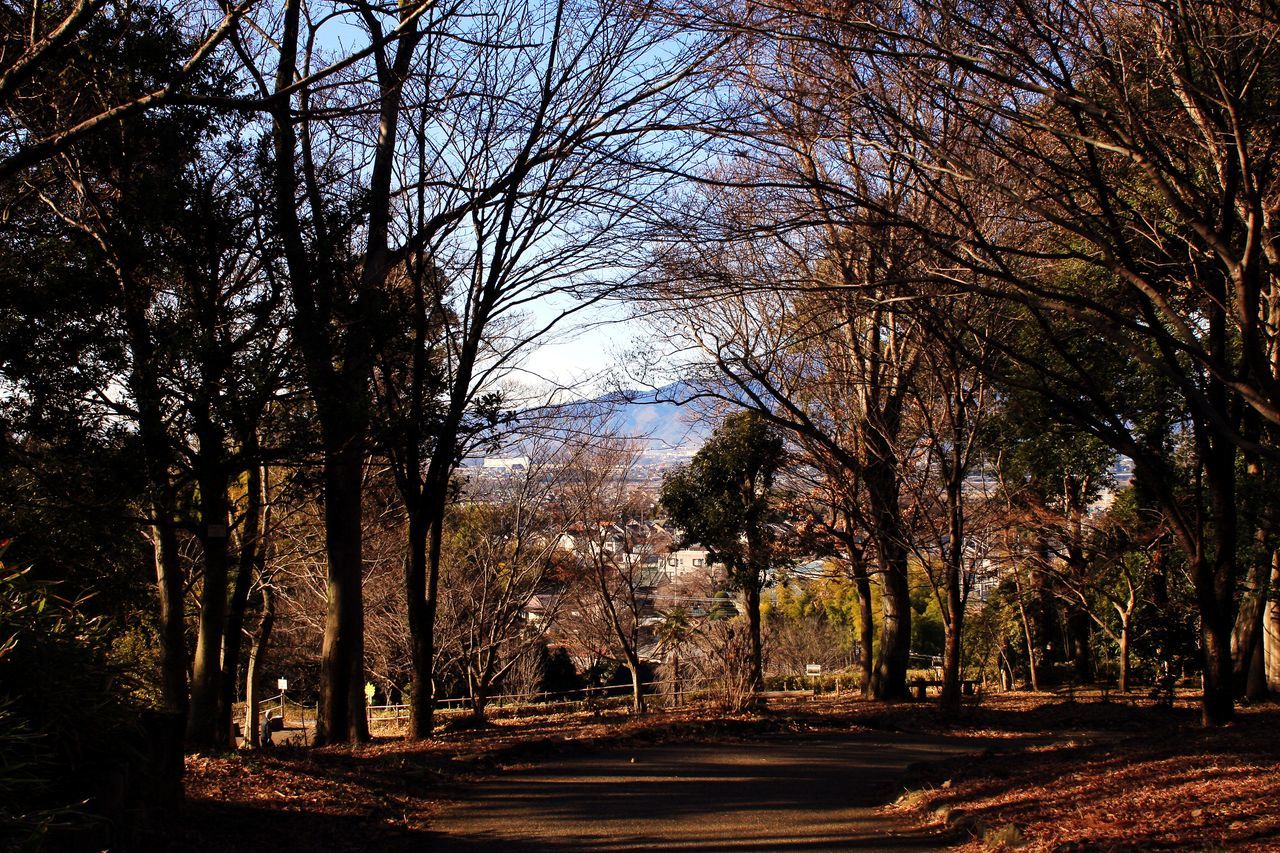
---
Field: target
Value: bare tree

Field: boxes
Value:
[558,438,655,713]
[900,304,1001,713]
[731,0,1280,725]
[369,0,716,738]
[222,0,453,744]
[642,182,928,699]
[434,433,573,721]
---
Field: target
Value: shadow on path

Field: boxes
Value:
[431,731,1005,851]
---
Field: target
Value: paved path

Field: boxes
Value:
[430,731,991,851]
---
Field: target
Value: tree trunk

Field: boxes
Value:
[1246,626,1268,701]
[1118,609,1132,693]
[866,454,910,700]
[1232,548,1274,695]
[405,507,434,739]
[671,648,681,707]
[939,479,965,716]
[874,555,911,700]
[218,460,265,751]
[122,271,186,717]
[271,0,374,746]
[1065,606,1093,684]
[1264,555,1280,697]
[406,410,470,739]
[1193,495,1238,725]
[187,458,231,749]
[939,611,963,714]
[1064,517,1092,684]
[245,586,275,748]
[844,547,875,699]
[422,487,450,736]
[855,567,874,699]
[1189,512,1238,724]
[152,520,188,716]
[314,443,370,745]
[1192,286,1240,727]
[938,546,964,715]
[1195,431,1239,727]
[471,680,490,722]
[1012,566,1040,691]
[627,652,646,714]
[1028,542,1056,671]
[1200,599,1235,726]
[745,581,764,693]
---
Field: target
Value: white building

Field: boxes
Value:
[662,546,717,582]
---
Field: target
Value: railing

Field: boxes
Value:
[245,677,839,738]
[367,679,681,728]
[239,692,315,745]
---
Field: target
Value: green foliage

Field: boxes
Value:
[963,586,1021,681]
[768,568,862,633]
[988,358,1118,513]
[0,547,141,849]
[659,412,786,589]
[909,568,945,657]
[764,568,865,675]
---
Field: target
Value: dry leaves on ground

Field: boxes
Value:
[893,696,1280,852]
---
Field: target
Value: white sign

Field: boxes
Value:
[277,678,288,691]
[805,664,822,676]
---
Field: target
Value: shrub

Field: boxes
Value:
[0,547,142,850]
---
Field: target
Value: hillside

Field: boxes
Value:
[601,385,710,459]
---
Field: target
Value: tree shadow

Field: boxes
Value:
[426,732,1004,851]
[897,705,1280,849]
[153,800,432,852]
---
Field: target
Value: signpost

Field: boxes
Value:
[277,678,288,723]
[805,663,821,696]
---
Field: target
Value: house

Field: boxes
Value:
[523,591,561,626]
[662,546,716,582]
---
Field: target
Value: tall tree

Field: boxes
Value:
[737,0,1280,725]
[372,0,715,738]
[661,412,786,695]
[255,0,435,744]
[0,0,251,180]
[1,6,291,749]
[901,300,1000,713]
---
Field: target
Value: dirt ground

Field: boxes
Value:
[428,731,1003,851]
[161,691,1280,851]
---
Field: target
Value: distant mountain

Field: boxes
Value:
[603,385,710,458]
[469,383,711,467]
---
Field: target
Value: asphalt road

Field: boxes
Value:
[430,731,991,851]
